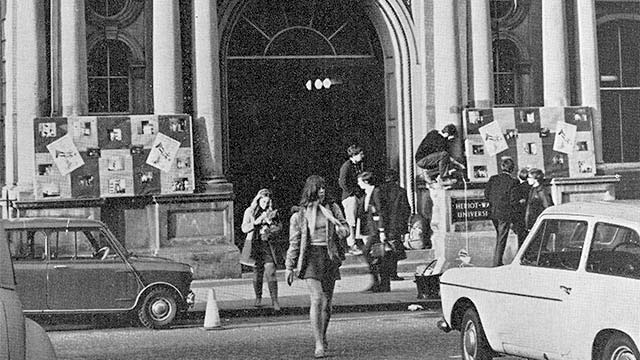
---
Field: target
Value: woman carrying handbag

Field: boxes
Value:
[239,189,283,310]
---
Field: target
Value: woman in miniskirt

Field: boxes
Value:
[285,175,349,359]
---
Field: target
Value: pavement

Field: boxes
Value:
[187,230,519,318]
[189,270,441,318]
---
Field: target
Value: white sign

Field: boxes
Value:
[46,135,84,175]
[478,121,508,156]
[146,133,180,172]
[553,122,577,154]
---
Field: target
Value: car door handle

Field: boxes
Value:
[53,265,68,269]
[560,285,572,295]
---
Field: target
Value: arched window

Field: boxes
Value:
[490,0,516,21]
[493,38,519,106]
[88,0,127,18]
[87,40,131,114]
[598,19,640,163]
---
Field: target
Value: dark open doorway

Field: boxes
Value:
[224,0,386,255]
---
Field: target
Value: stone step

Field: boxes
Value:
[240,248,436,279]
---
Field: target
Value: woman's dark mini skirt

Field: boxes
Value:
[299,245,341,282]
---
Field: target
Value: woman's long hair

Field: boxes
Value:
[249,188,273,216]
[299,175,334,207]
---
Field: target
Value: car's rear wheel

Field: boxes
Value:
[461,308,493,360]
[137,287,178,329]
[602,334,638,360]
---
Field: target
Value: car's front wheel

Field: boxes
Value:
[137,287,178,329]
[602,334,639,360]
[461,308,493,360]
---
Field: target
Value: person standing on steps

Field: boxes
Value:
[379,168,410,281]
[240,189,283,311]
[357,171,390,292]
[285,175,349,359]
[338,144,365,255]
[485,157,519,267]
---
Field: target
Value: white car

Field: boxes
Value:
[0,222,57,359]
[438,201,640,360]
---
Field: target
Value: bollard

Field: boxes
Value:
[203,288,223,330]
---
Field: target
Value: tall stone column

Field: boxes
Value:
[576,0,603,163]
[192,0,229,190]
[431,1,462,260]
[433,1,462,132]
[542,0,569,106]
[4,0,46,197]
[60,0,89,116]
[469,0,494,108]
[153,1,183,114]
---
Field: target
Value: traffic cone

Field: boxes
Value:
[203,288,223,330]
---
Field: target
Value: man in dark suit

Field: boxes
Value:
[510,167,532,249]
[485,157,518,267]
[379,169,411,281]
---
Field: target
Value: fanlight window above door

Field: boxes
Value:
[227,0,375,58]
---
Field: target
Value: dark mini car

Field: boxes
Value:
[6,218,195,329]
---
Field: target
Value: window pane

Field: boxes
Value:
[89,78,109,113]
[620,21,640,88]
[597,22,621,88]
[521,219,587,271]
[490,0,514,20]
[600,91,622,163]
[587,223,640,279]
[53,231,75,259]
[0,233,15,288]
[494,73,515,105]
[110,78,130,113]
[108,40,130,77]
[88,42,108,76]
[76,231,95,258]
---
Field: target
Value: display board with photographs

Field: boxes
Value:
[33,115,195,199]
[463,106,596,183]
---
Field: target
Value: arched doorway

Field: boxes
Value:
[223,0,387,245]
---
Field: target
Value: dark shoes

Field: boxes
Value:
[390,275,404,281]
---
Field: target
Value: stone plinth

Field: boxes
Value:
[148,190,240,279]
[550,175,621,204]
[12,187,240,280]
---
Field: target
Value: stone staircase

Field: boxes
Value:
[339,248,435,276]
[240,248,435,279]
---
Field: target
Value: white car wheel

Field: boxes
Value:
[461,308,492,360]
[602,334,638,360]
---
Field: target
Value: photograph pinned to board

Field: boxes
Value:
[46,135,84,175]
[146,133,180,172]
[553,122,577,154]
[478,121,508,156]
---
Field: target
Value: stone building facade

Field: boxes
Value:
[1,0,639,278]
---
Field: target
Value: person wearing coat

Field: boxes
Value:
[285,175,349,359]
[240,189,283,310]
[378,169,410,281]
[525,168,554,230]
[356,171,390,292]
[510,167,532,248]
[485,157,519,267]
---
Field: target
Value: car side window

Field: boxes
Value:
[587,223,640,279]
[520,219,588,271]
[50,228,110,260]
[8,230,47,261]
[52,230,74,260]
